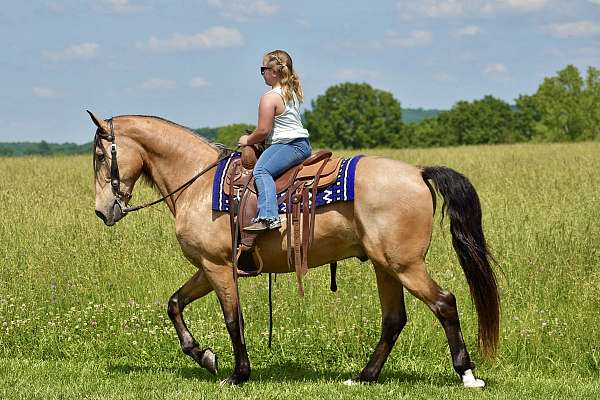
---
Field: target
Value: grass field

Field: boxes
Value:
[1,142,599,399]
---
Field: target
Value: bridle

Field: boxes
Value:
[94,117,230,214]
[94,118,266,346]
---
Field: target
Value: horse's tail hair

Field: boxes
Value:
[422,166,499,360]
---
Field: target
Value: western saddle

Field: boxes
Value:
[225,145,342,295]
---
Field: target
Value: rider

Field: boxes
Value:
[238,50,311,232]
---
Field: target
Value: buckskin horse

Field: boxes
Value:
[89,112,499,388]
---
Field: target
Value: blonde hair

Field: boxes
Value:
[264,50,304,104]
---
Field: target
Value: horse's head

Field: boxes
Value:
[88,111,143,226]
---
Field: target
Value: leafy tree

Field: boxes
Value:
[406,118,455,148]
[461,96,514,144]
[215,123,255,149]
[582,66,600,140]
[195,127,218,141]
[402,107,443,123]
[513,94,542,142]
[502,65,600,143]
[38,140,51,156]
[0,146,15,156]
[531,65,586,141]
[303,83,405,149]
[0,142,92,156]
[415,96,515,146]
[526,64,600,142]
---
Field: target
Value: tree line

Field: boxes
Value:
[211,64,599,149]
[0,141,90,156]
[402,64,599,148]
[2,64,597,156]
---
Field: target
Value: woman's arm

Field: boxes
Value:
[239,93,281,146]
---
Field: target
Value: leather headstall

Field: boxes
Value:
[93,117,230,214]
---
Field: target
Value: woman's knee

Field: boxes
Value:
[253,164,271,179]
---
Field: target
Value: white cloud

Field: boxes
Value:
[398,0,550,18]
[331,39,384,52]
[101,0,147,14]
[253,0,279,15]
[504,0,548,11]
[590,0,600,5]
[334,29,434,52]
[190,77,210,88]
[140,79,177,90]
[397,0,466,18]
[141,27,243,52]
[335,68,381,81]
[547,20,600,38]
[424,0,466,17]
[32,86,60,99]
[387,30,433,48]
[43,42,99,62]
[456,26,482,36]
[295,19,311,29]
[485,63,507,75]
[482,0,550,13]
[47,2,65,13]
[433,72,455,82]
[207,0,279,21]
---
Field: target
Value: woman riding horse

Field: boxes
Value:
[239,50,311,232]
[89,69,498,388]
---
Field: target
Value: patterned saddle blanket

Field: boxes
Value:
[212,153,363,212]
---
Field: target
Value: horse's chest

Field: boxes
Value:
[175,214,230,262]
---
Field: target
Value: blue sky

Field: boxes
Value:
[1,0,600,143]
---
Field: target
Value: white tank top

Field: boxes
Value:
[266,87,309,145]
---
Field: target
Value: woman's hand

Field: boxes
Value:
[238,135,249,147]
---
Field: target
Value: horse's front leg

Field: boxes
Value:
[167,269,218,374]
[204,261,250,385]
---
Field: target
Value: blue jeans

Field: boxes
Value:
[253,138,311,221]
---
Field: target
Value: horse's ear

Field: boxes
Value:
[87,110,109,133]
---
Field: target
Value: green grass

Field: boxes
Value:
[1,142,600,399]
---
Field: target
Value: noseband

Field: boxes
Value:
[94,117,230,214]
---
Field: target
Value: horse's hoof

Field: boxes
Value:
[462,369,485,388]
[220,373,249,386]
[200,348,218,375]
[349,373,376,385]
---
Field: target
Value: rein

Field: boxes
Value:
[95,119,272,348]
[96,118,230,214]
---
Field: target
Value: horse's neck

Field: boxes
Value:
[124,117,218,214]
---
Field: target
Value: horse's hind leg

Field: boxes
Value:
[167,269,218,374]
[356,266,407,383]
[395,261,483,387]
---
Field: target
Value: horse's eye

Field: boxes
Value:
[97,153,105,162]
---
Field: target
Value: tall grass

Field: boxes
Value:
[1,142,599,398]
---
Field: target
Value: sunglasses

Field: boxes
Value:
[260,66,272,75]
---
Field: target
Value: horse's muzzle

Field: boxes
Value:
[95,209,109,225]
[95,200,126,226]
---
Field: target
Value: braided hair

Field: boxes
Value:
[263,50,304,105]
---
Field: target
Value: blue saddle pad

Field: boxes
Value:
[212,154,363,213]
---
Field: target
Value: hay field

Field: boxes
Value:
[1,142,599,399]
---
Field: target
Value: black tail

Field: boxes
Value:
[422,166,500,359]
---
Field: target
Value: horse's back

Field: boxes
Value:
[354,156,432,210]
